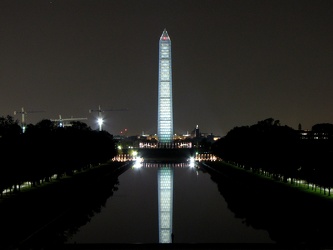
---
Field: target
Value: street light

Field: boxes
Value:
[89,105,128,132]
[14,107,44,133]
[97,117,104,131]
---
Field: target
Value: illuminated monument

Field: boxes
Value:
[157,29,174,243]
[157,29,173,144]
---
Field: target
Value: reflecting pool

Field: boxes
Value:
[66,161,272,244]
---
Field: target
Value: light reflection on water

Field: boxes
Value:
[66,161,273,244]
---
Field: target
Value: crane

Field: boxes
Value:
[14,107,45,133]
[89,105,128,131]
[51,115,88,127]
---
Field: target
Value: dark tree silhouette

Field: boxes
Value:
[212,118,333,194]
[0,118,118,194]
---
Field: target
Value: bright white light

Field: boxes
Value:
[132,150,138,157]
[189,157,195,168]
[97,118,104,131]
[97,118,103,126]
[133,157,143,169]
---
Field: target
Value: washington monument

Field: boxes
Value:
[157,29,173,143]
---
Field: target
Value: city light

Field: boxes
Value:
[189,157,195,168]
[133,156,143,169]
[97,117,103,131]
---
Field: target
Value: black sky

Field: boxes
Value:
[1,0,333,136]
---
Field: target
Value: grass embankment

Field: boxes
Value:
[1,161,129,201]
[200,161,333,246]
[0,161,132,249]
[201,161,333,203]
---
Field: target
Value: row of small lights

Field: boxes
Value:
[132,155,196,169]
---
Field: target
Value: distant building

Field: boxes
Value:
[298,123,333,140]
[206,133,221,143]
[299,130,330,140]
[195,124,200,138]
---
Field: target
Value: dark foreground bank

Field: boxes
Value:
[39,242,322,250]
[200,161,333,248]
[0,161,131,250]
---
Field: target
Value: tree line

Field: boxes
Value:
[0,115,117,196]
[211,118,333,194]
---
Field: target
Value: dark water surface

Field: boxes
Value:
[6,160,333,249]
[66,162,272,244]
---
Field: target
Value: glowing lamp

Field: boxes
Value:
[97,118,104,131]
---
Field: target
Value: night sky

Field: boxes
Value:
[1,0,333,137]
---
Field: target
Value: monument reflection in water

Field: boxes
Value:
[135,159,195,244]
[158,166,174,243]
